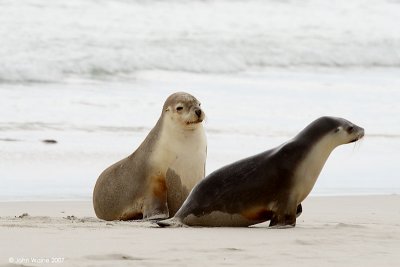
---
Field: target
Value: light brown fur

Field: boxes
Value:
[93,92,206,221]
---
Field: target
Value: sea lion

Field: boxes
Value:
[93,92,207,221]
[158,116,364,228]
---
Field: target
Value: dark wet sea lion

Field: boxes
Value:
[158,116,364,228]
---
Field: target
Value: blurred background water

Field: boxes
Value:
[1,0,400,83]
[0,0,399,200]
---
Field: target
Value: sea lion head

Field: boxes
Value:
[163,92,205,130]
[331,117,365,145]
[302,116,365,147]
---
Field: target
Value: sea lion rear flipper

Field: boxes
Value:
[157,217,185,228]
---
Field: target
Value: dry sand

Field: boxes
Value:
[0,195,399,267]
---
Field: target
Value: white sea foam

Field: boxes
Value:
[1,0,400,83]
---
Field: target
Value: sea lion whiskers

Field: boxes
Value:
[353,136,364,152]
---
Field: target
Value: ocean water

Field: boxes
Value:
[1,0,400,200]
[1,0,400,82]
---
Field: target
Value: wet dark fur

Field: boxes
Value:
[169,117,361,227]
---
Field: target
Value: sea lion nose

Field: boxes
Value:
[195,109,202,117]
[358,127,365,138]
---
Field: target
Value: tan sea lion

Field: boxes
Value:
[93,92,207,221]
[158,116,364,228]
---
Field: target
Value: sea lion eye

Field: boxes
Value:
[176,106,183,111]
[347,126,354,133]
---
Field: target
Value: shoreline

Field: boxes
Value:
[0,194,397,216]
[1,191,399,203]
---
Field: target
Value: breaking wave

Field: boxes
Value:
[1,0,400,83]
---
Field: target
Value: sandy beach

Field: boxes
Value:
[1,195,399,267]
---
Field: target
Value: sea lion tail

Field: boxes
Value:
[157,217,185,228]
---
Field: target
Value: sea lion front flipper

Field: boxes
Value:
[269,213,296,229]
[296,203,302,218]
[269,203,297,228]
[143,196,169,220]
[143,174,169,220]
[165,168,189,217]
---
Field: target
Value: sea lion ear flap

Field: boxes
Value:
[165,107,170,112]
[334,126,342,133]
